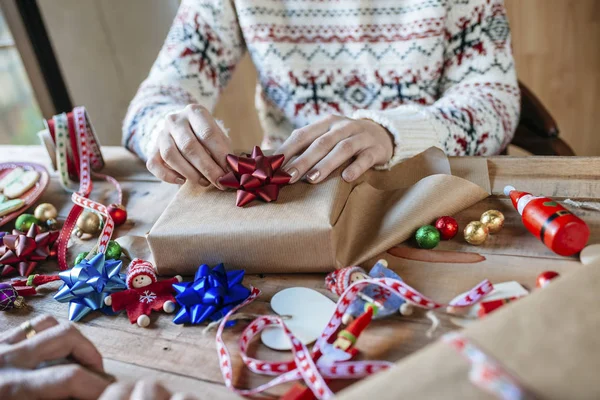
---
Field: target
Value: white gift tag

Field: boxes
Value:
[261,287,336,351]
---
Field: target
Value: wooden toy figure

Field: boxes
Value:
[504,186,590,256]
[325,259,412,325]
[104,259,182,327]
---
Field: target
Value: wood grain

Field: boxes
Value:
[505,0,600,156]
[0,146,598,398]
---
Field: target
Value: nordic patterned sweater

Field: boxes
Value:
[123,0,520,168]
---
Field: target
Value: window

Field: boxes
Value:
[0,8,43,145]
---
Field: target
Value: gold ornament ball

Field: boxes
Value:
[480,210,505,234]
[464,221,489,245]
[34,203,58,223]
[76,211,102,234]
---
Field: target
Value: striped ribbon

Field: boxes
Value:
[216,277,493,399]
[41,106,122,270]
[443,332,534,400]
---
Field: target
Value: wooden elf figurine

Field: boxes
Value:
[325,259,412,324]
[104,259,182,327]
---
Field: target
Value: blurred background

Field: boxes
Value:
[0,0,598,155]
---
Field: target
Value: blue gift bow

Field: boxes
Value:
[172,263,250,325]
[54,253,126,321]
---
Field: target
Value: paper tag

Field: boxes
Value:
[261,287,336,351]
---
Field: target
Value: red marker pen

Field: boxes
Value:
[504,186,590,256]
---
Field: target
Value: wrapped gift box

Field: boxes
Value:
[337,261,600,400]
[147,147,490,275]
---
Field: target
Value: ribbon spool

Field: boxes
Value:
[38,106,123,270]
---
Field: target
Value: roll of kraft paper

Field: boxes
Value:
[504,186,590,256]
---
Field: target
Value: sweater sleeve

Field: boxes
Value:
[123,0,245,161]
[352,0,520,168]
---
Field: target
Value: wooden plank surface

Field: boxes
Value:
[1,146,599,398]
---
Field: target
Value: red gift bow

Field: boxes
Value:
[218,146,291,207]
[0,225,59,277]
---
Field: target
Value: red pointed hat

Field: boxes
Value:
[325,266,366,296]
[126,259,157,289]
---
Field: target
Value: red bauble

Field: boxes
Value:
[434,216,459,240]
[536,270,560,289]
[108,203,128,226]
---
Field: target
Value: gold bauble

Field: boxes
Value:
[34,203,58,223]
[464,221,489,245]
[76,211,102,235]
[480,210,505,234]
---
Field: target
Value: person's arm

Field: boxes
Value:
[352,0,520,168]
[123,0,245,186]
[276,0,520,184]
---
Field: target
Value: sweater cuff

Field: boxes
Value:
[352,105,442,169]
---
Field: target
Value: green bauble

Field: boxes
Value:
[105,240,122,260]
[415,225,441,249]
[15,214,40,232]
[74,252,89,266]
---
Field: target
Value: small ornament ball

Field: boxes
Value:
[536,271,560,289]
[415,225,441,249]
[15,214,40,232]
[108,203,127,226]
[480,210,505,234]
[434,216,459,240]
[34,203,58,223]
[105,240,122,260]
[76,211,102,235]
[74,252,89,266]
[464,221,489,245]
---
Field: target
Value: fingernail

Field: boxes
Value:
[176,177,185,185]
[307,170,320,183]
[285,167,299,183]
[342,171,354,182]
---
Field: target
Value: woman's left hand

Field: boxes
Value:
[275,115,394,184]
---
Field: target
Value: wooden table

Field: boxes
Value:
[1,146,599,398]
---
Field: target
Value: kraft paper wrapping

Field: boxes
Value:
[337,262,600,400]
[147,147,490,275]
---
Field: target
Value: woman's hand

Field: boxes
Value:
[0,315,112,400]
[100,380,195,400]
[146,104,232,188]
[276,115,394,184]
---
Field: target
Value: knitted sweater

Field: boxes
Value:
[123,0,519,168]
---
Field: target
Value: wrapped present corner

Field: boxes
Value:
[336,261,600,400]
[147,147,490,275]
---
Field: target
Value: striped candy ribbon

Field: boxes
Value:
[443,332,534,400]
[216,277,493,399]
[40,106,122,270]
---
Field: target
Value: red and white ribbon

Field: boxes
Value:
[42,106,122,270]
[216,278,493,399]
[443,332,533,400]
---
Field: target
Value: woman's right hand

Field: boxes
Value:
[145,104,232,188]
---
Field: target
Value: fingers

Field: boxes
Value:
[99,381,134,400]
[130,380,171,400]
[275,115,340,171]
[99,380,171,400]
[305,135,370,184]
[4,322,104,372]
[186,105,232,171]
[342,147,380,182]
[1,315,59,345]
[146,151,188,185]
[14,364,111,400]
[159,132,207,186]
[166,112,226,188]
[281,119,355,184]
